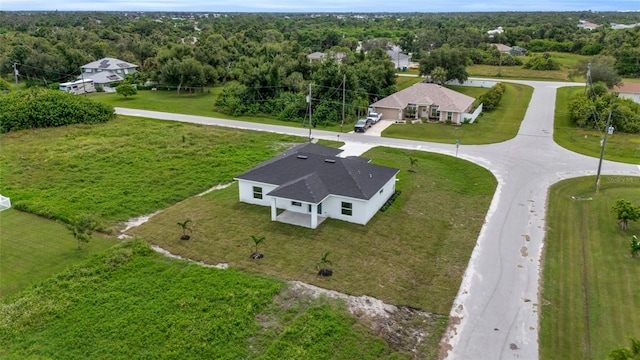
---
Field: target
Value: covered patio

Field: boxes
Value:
[275,210,327,229]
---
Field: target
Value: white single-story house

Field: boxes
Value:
[77,58,138,89]
[234,143,399,229]
[613,82,640,103]
[369,83,477,124]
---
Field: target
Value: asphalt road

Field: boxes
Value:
[115,79,640,359]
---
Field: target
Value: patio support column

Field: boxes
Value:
[270,197,277,221]
[311,204,318,229]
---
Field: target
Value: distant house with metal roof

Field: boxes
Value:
[77,58,138,90]
[369,83,478,125]
[234,143,399,229]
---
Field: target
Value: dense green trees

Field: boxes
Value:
[1,11,639,128]
[568,85,640,133]
[418,45,469,84]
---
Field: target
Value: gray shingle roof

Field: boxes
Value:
[235,144,399,203]
[81,58,138,71]
[371,83,475,113]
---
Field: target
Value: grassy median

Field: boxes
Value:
[540,176,640,360]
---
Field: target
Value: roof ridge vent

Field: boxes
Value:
[297,155,308,159]
[324,159,336,163]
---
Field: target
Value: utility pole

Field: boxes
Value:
[341,73,345,133]
[13,63,19,90]
[595,110,613,192]
[308,83,312,142]
[585,62,591,94]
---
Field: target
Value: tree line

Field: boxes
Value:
[1,11,639,127]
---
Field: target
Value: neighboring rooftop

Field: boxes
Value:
[81,57,138,70]
[613,82,640,93]
[371,83,475,113]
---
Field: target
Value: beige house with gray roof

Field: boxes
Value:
[369,83,476,124]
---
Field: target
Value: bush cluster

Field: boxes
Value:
[568,87,640,134]
[478,82,506,111]
[523,54,561,70]
[0,88,115,133]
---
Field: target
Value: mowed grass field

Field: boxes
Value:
[540,176,640,360]
[128,146,497,314]
[0,240,407,360]
[468,51,590,81]
[382,82,532,144]
[0,209,117,299]
[554,86,640,164]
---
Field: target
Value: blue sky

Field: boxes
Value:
[1,0,639,12]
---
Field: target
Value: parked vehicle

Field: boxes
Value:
[366,112,382,124]
[354,118,372,132]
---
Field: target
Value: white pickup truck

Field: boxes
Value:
[366,112,382,124]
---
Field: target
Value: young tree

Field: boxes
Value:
[316,251,333,276]
[250,235,265,259]
[612,199,640,231]
[67,216,94,250]
[177,219,192,240]
[116,83,137,98]
[409,157,418,173]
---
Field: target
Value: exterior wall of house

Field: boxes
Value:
[619,92,640,103]
[237,180,278,206]
[361,176,397,223]
[238,175,397,226]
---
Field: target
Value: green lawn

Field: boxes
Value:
[129,146,497,314]
[540,176,640,360]
[89,89,351,131]
[1,121,494,359]
[0,240,407,359]
[554,86,640,164]
[467,52,589,81]
[468,64,570,81]
[382,82,532,144]
[0,117,304,232]
[0,209,117,300]
[396,75,424,90]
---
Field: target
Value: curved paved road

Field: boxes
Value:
[115,80,640,359]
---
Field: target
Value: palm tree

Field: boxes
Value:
[177,219,192,240]
[409,157,418,173]
[250,235,266,259]
[316,251,333,276]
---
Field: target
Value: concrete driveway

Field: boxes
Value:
[115,79,640,359]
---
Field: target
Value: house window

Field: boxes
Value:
[292,201,302,206]
[431,106,440,118]
[447,112,453,121]
[341,202,352,216]
[252,186,263,199]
